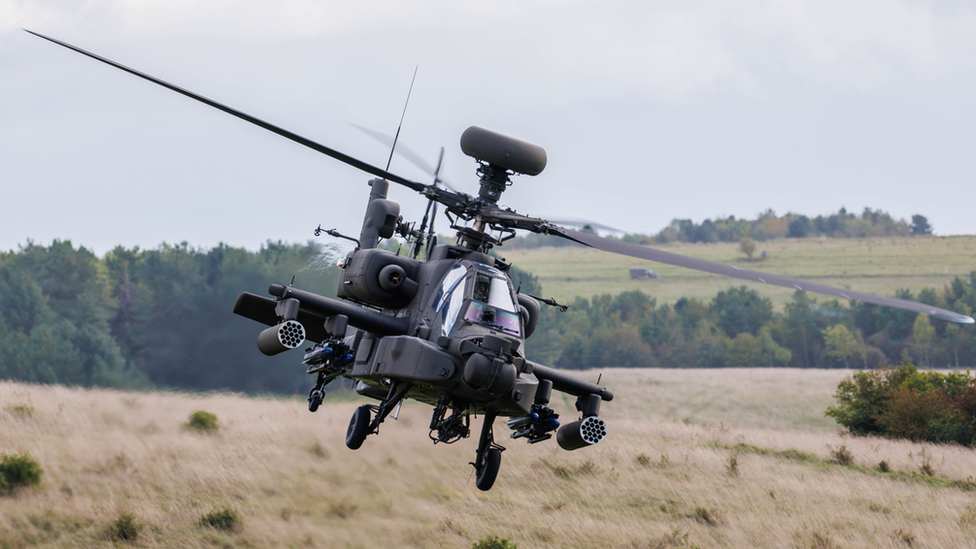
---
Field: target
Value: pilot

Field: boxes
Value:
[474,279,490,302]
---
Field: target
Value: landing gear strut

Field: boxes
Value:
[472,410,505,491]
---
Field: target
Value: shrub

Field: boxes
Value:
[106,513,139,543]
[185,410,218,432]
[825,366,915,435]
[200,507,240,531]
[6,403,34,417]
[0,452,43,493]
[472,535,518,549]
[693,506,719,526]
[307,442,329,459]
[829,445,854,466]
[826,365,976,445]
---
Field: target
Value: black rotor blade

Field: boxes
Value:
[24,29,426,193]
[544,218,622,233]
[549,226,974,324]
[350,123,458,191]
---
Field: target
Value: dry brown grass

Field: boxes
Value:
[4,369,976,548]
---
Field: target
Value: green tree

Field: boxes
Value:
[725,333,763,367]
[507,265,541,296]
[945,323,962,369]
[910,214,932,236]
[787,216,812,238]
[757,326,791,366]
[912,314,935,367]
[738,237,756,260]
[0,242,137,387]
[823,324,858,368]
[710,286,773,337]
[690,319,727,368]
[114,241,339,392]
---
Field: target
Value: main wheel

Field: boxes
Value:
[345,405,371,450]
[307,390,322,413]
[475,448,501,491]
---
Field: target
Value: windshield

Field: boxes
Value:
[433,265,466,312]
[463,302,521,336]
[435,264,467,337]
[465,266,521,336]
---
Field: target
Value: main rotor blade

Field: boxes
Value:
[543,218,622,233]
[549,227,974,324]
[24,29,426,193]
[350,123,458,191]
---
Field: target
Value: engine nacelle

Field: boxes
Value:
[257,320,306,356]
[337,248,420,309]
[556,416,607,451]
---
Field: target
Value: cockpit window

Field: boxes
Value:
[441,285,467,337]
[463,264,521,336]
[463,302,521,336]
[487,277,517,313]
[437,262,523,338]
[473,273,492,303]
[433,264,466,313]
[435,264,468,337]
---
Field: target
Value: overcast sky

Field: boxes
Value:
[2,0,975,255]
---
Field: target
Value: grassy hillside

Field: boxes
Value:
[5,370,976,548]
[502,235,976,310]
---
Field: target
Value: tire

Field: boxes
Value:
[475,448,501,491]
[345,405,371,450]
[308,390,322,413]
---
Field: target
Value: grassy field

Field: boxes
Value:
[5,369,976,548]
[502,235,976,311]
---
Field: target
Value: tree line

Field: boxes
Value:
[522,277,976,371]
[505,208,933,250]
[0,240,338,393]
[632,207,933,245]
[1,240,974,394]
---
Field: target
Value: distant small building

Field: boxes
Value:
[630,268,660,280]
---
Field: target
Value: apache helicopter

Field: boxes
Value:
[27,30,974,491]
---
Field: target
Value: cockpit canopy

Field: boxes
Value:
[432,262,521,338]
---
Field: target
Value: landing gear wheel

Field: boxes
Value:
[345,405,371,450]
[475,448,501,491]
[308,390,323,412]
